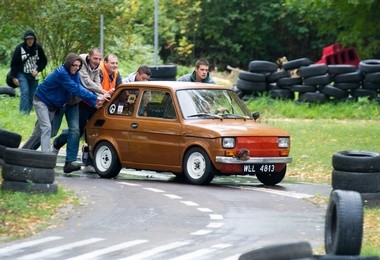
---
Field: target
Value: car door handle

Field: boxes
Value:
[131,123,138,128]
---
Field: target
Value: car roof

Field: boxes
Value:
[118,81,231,91]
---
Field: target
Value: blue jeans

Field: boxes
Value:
[18,72,38,114]
[54,101,97,166]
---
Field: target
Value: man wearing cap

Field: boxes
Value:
[10,30,48,114]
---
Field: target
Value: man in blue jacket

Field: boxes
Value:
[23,53,108,173]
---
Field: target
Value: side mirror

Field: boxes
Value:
[252,112,260,121]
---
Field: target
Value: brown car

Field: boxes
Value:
[85,81,292,185]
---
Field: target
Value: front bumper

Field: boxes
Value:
[215,156,293,164]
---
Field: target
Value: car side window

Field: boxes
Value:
[108,89,138,116]
[138,90,177,119]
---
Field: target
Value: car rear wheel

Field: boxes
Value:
[256,165,286,185]
[94,141,121,179]
[183,147,215,185]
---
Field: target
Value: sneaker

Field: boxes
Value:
[63,161,81,173]
[52,146,59,155]
[82,165,96,173]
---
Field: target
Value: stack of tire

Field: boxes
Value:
[271,58,309,101]
[332,150,380,206]
[0,129,22,166]
[236,60,278,98]
[148,65,177,81]
[296,61,331,103]
[325,64,359,102]
[1,147,58,194]
[358,59,380,102]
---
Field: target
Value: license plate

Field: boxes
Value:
[243,164,275,173]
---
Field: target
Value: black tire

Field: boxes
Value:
[291,84,317,93]
[267,70,291,83]
[364,72,380,84]
[332,170,380,193]
[332,150,380,173]
[352,89,377,99]
[304,74,332,86]
[276,76,303,87]
[359,59,380,73]
[299,64,328,78]
[334,82,360,91]
[269,89,295,100]
[0,129,22,148]
[256,165,286,186]
[362,82,380,91]
[148,65,177,78]
[93,141,121,178]
[183,147,215,185]
[239,241,313,260]
[299,91,327,103]
[1,180,58,194]
[1,163,55,184]
[3,148,57,169]
[321,85,349,99]
[238,71,266,82]
[283,58,311,70]
[325,190,363,256]
[327,64,358,75]
[0,158,4,166]
[0,86,16,97]
[334,71,362,83]
[0,144,7,158]
[237,78,267,92]
[248,60,278,73]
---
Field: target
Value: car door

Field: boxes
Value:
[127,89,182,171]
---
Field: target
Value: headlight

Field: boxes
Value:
[278,137,290,148]
[222,137,235,148]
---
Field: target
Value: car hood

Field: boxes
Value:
[184,120,290,138]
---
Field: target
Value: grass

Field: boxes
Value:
[0,73,379,255]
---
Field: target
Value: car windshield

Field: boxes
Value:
[177,89,251,119]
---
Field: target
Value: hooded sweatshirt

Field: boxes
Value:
[10,30,48,77]
[34,53,97,108]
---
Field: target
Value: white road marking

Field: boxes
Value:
[207,222,224,228]
[143,188,164,193]
[180,201,199,206]
[0,236,62,255]
[197,207,213,212]
[171,244,232,259]
[119,241,191,260]
[17,238,104,260]
[257,187,313,199]
[164,194,182,199]
[210,214,224,220]
[66,240,148,260]
[191,230,213,235]
[117,182,141,187]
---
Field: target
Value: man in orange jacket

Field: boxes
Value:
[99,53,122,91]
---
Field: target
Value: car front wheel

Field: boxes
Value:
[94,141,121,179]
[256,165,286,185]
[183,147,215,185]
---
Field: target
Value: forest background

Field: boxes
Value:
[0,0,379,75]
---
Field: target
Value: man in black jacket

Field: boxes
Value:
[10,30,48,114]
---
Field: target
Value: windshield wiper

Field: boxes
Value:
[187,113,223,119]
[220,114,249,119]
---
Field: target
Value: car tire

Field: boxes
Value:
[352,89,378,99]
[256,165,286,186]
[325,190,363,256]
[0,129,22,148]
[1,180,58,194]
[359,59,380,73]
[327,64,358,75]
[298,91,327,103]
[333,71,362,83]
[238,71,266,82]
[267,70,290,83]
[3,148,57,169]
[291,84,317,93]
[332,150,380,173]
[183,147,215,185]
[321,85,349,99]
[2,163,55,184]
[283,58,311,70]
[299,64,328,78]
[276,76,303,87]
[303,73,332,86]
[333,82,360,91]
[269,89,295,100]
[237,78,267,92]
[332,170,380,193]
[248,60,278,73]
[238,241,313,260]
[313,255,379,259]
[0,86,16,97]
[94,141,121,179]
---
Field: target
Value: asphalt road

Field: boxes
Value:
[0,157,332,259]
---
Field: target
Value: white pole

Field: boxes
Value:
[154,0,158,66]
[100,15,104,55]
